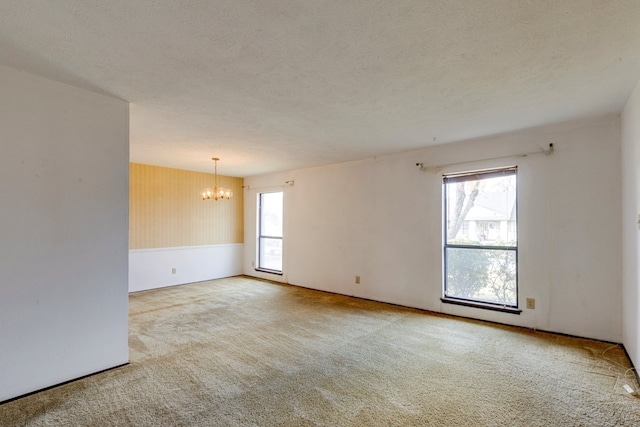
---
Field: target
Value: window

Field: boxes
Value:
[258,192,283,274]
[461,220,470,238]
[443,167,518,312]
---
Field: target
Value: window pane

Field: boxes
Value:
[259,238,282,271]
[445,247,517,306]
[261,192,283,237]
[445,174,516,246]
[258,191,283,272]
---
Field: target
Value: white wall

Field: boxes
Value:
[129,244,244,292]
[622,80,640,369]
[244,115,623,343]
[0,66,129,402]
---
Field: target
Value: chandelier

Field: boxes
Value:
[200,157,233,200]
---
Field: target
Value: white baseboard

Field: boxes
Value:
[129,244,244,292]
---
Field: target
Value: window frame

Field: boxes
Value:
[256,191,284,275]
[441,166,521,314]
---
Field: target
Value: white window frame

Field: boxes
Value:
[441,167,520,314]
[256,191,284,275]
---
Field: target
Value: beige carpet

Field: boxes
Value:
[1,276,639,426]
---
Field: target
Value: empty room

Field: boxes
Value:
[1,1,640,425]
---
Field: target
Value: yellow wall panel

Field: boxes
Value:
[130,163,244,249]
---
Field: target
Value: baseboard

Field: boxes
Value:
[621,345,640,385]
[0,363,129,406]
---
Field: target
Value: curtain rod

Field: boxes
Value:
[416,143,554,172]
[242,180,294,190]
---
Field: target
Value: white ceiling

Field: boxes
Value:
[1,1,640,177]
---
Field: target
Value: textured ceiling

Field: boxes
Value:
[1,1,640,177]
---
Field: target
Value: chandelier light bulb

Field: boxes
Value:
[201,188,214,200]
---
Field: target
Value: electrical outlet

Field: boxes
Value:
[252,261,255,267]
[526,298,535,309]
[355,275,360,284]
[171,268,177,275]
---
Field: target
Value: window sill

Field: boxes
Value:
[441,297,522,314]
[254,268,283,276]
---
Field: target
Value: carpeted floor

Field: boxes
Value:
[1,276,639,426]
